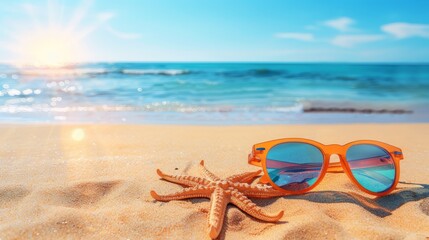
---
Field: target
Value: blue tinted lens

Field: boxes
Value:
[346,144,395,193]
[266,142,324,191]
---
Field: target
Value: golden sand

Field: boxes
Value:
[0,123,428,239]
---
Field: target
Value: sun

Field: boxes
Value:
[3,1,114,68]
[21,28,79,67]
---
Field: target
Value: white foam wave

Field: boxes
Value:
[19,68,108,77]
[9,68,191,77]
[0,102,304,114]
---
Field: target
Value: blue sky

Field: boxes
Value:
[1,0,429,63]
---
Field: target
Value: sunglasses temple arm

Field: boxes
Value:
[258,174,270,184]
[248,152,262,167]
[247,151,269,183]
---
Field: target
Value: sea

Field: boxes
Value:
[0,62,428,124]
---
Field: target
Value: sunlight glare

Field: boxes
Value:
[3,0,114,67]
[22,29,78,67]
[71,128,86,141]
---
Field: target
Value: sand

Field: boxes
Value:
[0,123,428,239]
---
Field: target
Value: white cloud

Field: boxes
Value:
[331,34,384,47]
[324,17,354,31]
[275,32,314,41]
[382,22,429,39]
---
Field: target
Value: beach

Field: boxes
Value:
[0,0,428,238]
[0,123,428,239]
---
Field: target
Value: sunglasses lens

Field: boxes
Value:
[346,144,395,193]
[266,142,324,191]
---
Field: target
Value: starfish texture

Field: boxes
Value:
[150,160,285,239]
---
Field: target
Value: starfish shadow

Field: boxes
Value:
[216,205,288,240]
[278,181,429,217]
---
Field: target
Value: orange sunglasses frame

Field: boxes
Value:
[248,138,404,197]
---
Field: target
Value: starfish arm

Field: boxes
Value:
[150,185,213,202]
[208,187,230,239]
[226,170,262,183]
[230,190,284,222]
[199,160,221,181]
[231,183,285,198]
[156,169,211,187]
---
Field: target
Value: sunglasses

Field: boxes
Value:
[248,138,404,196]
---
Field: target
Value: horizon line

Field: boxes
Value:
[1,60,429,65]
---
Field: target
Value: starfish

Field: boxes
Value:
[150,160,285,239]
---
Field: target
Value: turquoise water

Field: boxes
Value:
[0,63,428,124]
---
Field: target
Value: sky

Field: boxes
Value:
[0,0,429,63]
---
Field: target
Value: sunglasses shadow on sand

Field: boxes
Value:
[253,181,429,218]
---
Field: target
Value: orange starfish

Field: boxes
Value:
[150,160,285,239]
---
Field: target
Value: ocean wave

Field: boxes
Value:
[0,98,414,115]
[218,69,285,78]
[121,69,191,76]
[18,68,109,77]
[0,102,304,114]
[13,68,192,77]
[7,66,396,83]
[15,67,356,79]
[215,69,365,81]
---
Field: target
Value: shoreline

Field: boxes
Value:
[0,111,428,125]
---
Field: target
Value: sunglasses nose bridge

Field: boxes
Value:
[324,144,342,155]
